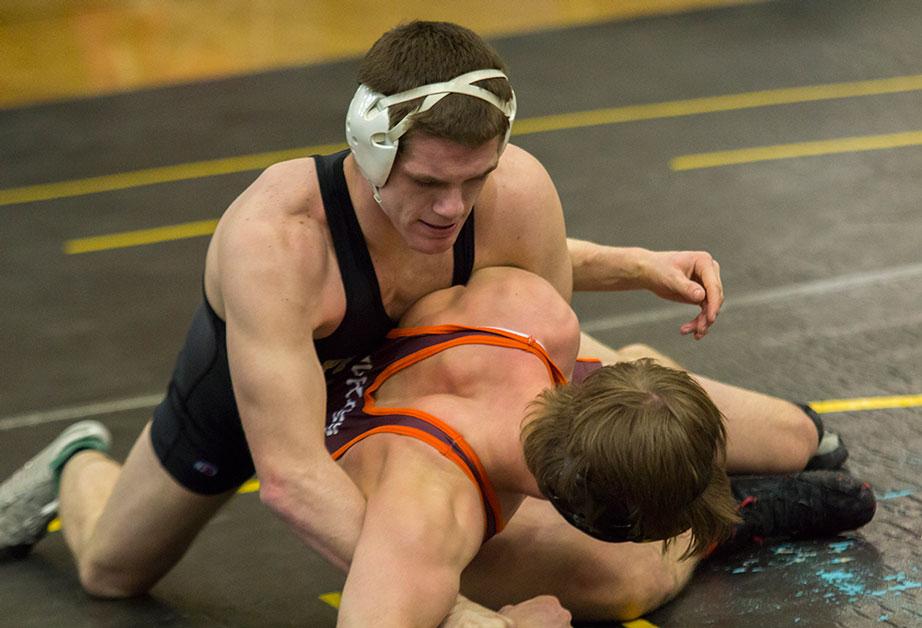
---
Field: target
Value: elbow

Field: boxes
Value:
[254,447,332,521]
[257,468,307,524]
[257,474,289,516]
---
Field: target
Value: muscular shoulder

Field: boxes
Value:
[207,157,336,324]
[481,145,556,218]
[235,158,322,218]
[475,145,572,299]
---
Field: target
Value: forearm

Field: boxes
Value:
[568,238,650,292]
[337,457,484,627]
[259,455,365,572]
[340,559,459,628]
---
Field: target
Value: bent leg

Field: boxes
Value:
[59,421,235,598]
[579,332,819,474]
[461,497,698,622]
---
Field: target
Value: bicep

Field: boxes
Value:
[218,218,331,470]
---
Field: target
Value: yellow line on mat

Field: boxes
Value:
[810,394,922,414]
[64,219,219,254]
[5,73,922,207]
[318,592,342,608]
[671,130,922,171]
[622,620,660,628]
[1,143,346,208]
[513,73,922,136]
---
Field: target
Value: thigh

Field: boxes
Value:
[85,422,237,591]
[578,332,815,473]
[461,497,695,621]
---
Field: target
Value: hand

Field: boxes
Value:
[499,595,573,627]
[440,597,514,627]
[640,250,723,339]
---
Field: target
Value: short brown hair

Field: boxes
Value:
[522,359,740,557]
[358,21,513,148]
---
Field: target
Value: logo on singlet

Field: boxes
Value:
[326,356,373,436]
[193,460,219,477]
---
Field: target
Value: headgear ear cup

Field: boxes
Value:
[345,69,517,190]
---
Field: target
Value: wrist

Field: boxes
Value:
[573,243,649,291]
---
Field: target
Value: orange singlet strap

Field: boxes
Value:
[383,324,567,387]
[330,423,501,538]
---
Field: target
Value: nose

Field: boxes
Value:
[432,185,466,221]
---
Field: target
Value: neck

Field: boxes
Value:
[342,154,404,254]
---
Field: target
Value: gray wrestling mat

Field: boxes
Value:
[1,1,920,625]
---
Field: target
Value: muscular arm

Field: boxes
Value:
[218,186,364,571]
[216,166,523,624]
[484,147,720,339]
[568,239,723,338]
[338,445,484,627]
[568,240,649,292]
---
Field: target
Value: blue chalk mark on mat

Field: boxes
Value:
[827,540,854,553]
[816,570,866,597]
[870,573,922,597]
[877,489,913,500]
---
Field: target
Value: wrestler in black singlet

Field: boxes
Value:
[150,150,476,494]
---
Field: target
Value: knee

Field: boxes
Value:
[78,557,153,599]
[615,344,681,369]
[575,551,681,621]
[616,343,657,362]
[609,560,679,620]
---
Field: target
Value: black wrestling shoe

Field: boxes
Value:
[723,470,876,551]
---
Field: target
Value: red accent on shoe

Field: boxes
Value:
[737,496,757,510]
[704,541,719,558]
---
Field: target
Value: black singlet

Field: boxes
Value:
[312,150,476,362]
[150,151,476,494]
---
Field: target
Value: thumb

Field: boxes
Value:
[685,281,706,303]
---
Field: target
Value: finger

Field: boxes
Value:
[697,259,722,322]
[680,315,703,335]
[712,259,723,312]
[695,306,709,338]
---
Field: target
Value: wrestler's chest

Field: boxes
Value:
[372,252,457,320]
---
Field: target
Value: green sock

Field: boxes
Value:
[51,436,110,490]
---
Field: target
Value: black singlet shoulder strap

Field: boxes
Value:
[312,151,392,360]
[451,210,475,286]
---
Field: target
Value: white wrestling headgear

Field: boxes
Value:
[345,69,517,192]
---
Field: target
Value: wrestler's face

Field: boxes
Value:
[378,133,501,254]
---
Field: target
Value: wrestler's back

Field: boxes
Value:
[374,266,581,495]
